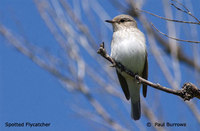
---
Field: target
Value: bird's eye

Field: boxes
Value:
[120,19,125,23]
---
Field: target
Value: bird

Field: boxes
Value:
[105,14,148,120]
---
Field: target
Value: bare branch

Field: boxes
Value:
[138,9,199,25]
[151,23,200,43]
[171,0,200,23]
[97,42,200,101]
[171,0,190,12]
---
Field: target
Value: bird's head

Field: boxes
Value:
[105,14,137,32]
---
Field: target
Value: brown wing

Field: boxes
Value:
[116,70,130,100]
[142,52,148,97]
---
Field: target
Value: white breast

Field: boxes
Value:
[110,28,146,76]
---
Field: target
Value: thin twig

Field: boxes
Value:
[97,42,200,101]
[171,0,189,12]
[138,9,199,25]
[171,0,200,23]
[151,23,200,43]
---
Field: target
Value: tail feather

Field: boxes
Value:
[131,98,141,120]
[126,79,141,120]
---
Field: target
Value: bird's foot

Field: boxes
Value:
[135,73,141,84]
[110,63,116,67]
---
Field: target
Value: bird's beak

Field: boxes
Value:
[105,20,115,23]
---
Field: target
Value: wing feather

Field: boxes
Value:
[142,52,148,97]
[116,70,130,100]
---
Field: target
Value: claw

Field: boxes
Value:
[135,73,141,83]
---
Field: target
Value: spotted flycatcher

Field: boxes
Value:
[106,14,148,120]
